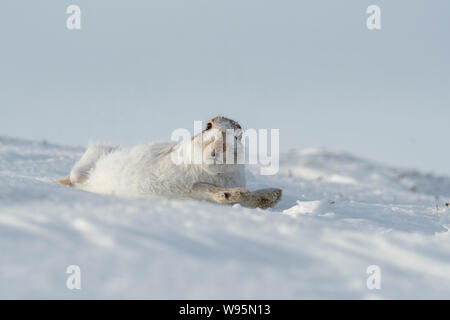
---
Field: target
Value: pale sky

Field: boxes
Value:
[1,0,449,174]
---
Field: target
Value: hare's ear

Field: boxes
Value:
[235,128,243,140]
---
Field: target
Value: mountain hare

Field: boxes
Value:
[56,116,282,209]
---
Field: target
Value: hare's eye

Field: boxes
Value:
[206,123,212,130]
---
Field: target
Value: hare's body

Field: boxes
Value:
[68,141,245,199]
[57,116,281,208]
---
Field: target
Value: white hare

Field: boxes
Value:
[56,116,282,208]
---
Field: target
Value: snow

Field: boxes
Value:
[0,136,449,299]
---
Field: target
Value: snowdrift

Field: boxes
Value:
[0,136,449,299]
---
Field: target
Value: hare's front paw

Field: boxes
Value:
[212,187,251,204]
[242,188,283,209]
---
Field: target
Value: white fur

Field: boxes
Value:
[70,124,245,199]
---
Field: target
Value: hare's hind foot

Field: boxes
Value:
[55,176,74,187]
[55,169,89,187]
[242,188,282,209]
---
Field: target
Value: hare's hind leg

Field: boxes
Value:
[56,143,117,187]
[242,188,282,209]
[191,182,251,204]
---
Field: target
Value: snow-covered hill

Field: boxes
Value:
[0,136,449,299]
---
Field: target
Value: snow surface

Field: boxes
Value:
[0,136,449,299]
